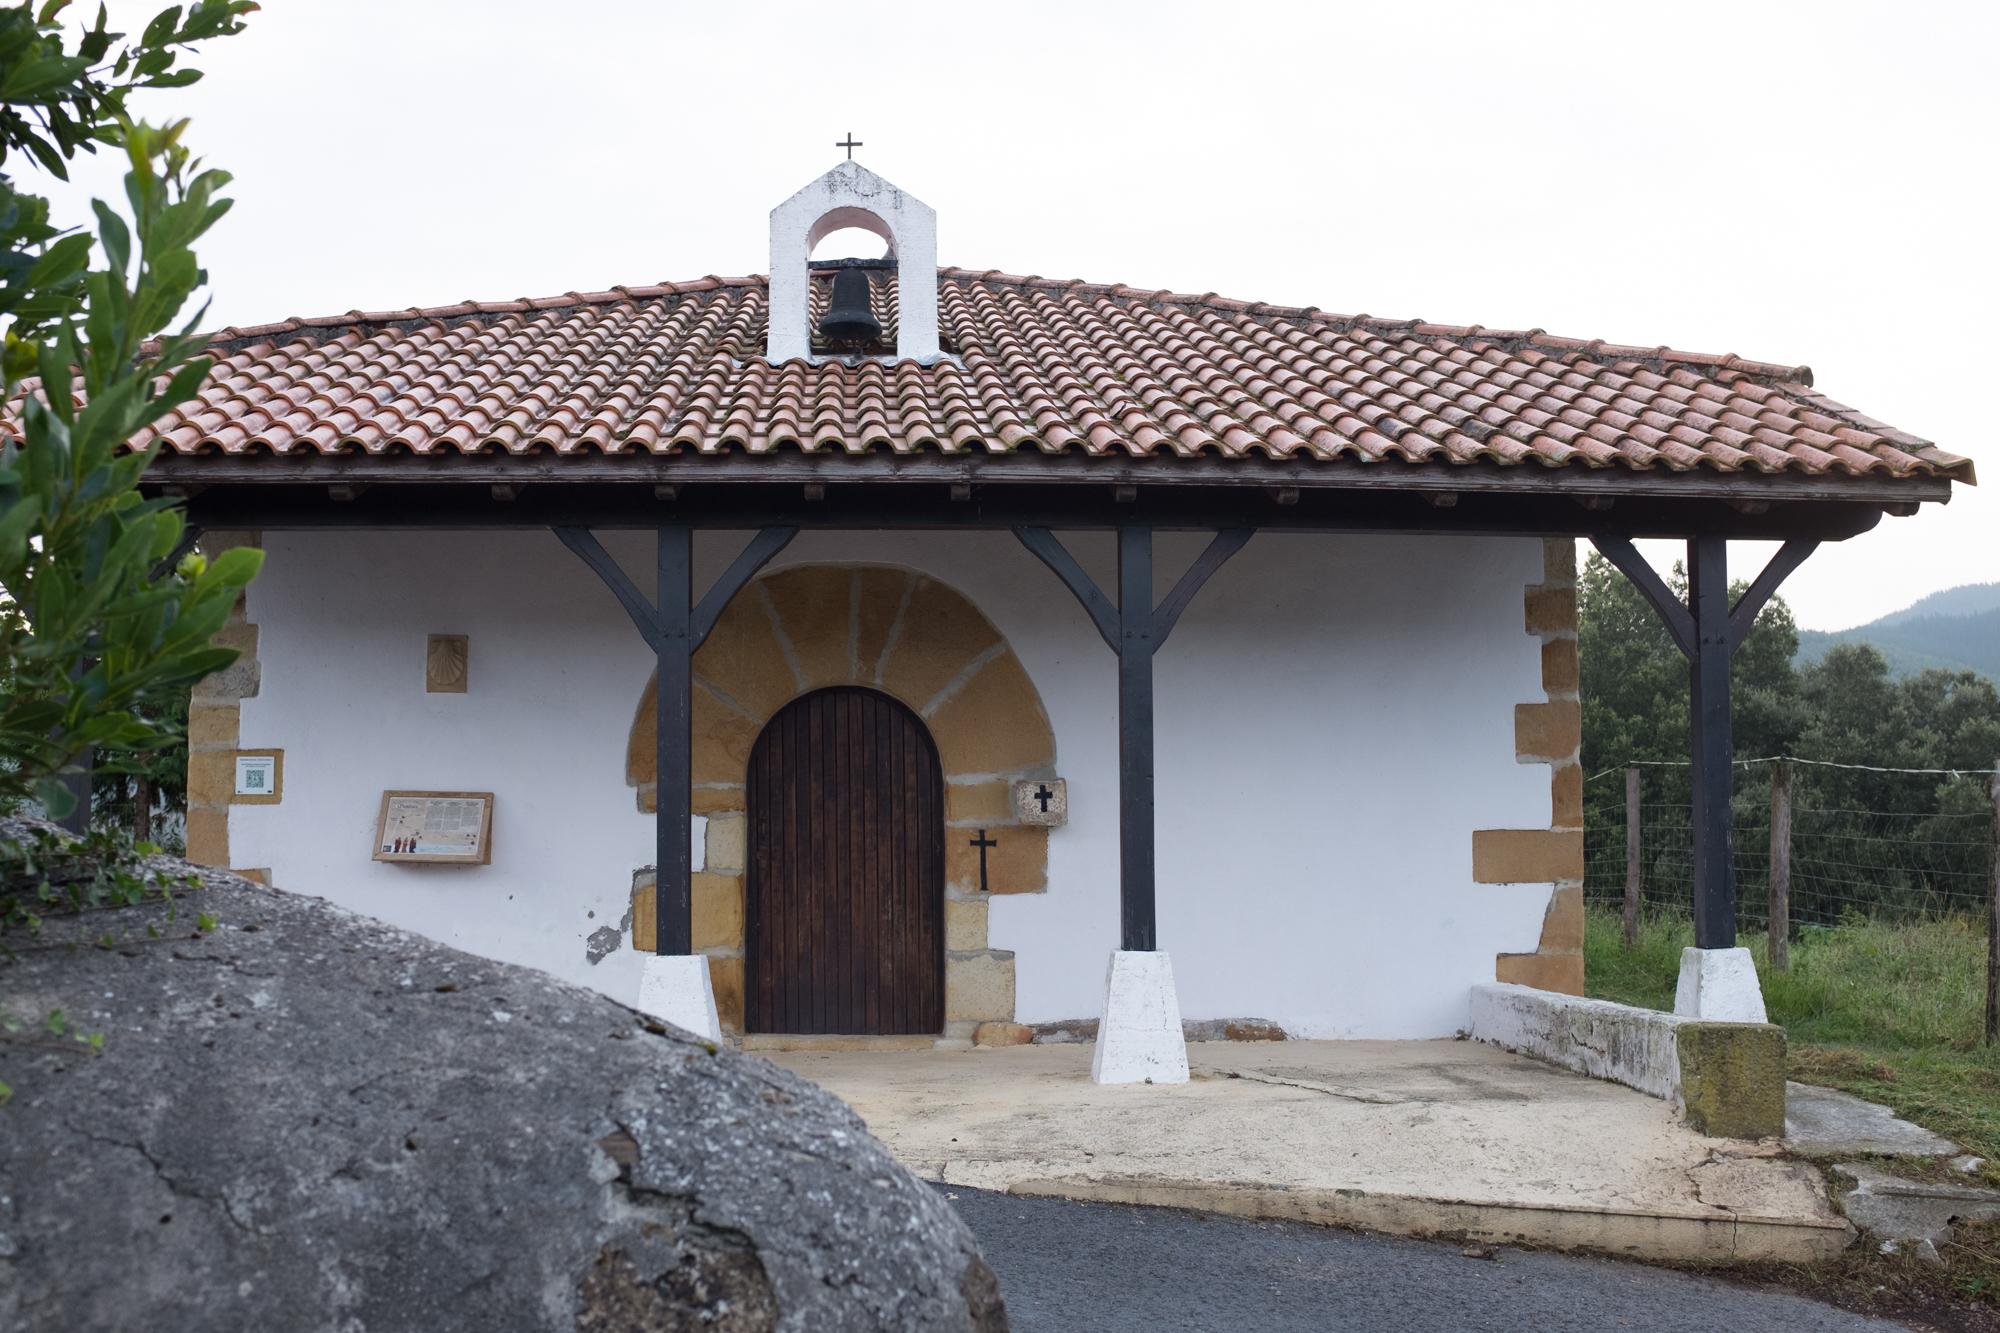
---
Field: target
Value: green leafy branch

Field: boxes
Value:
[0,0,259,820]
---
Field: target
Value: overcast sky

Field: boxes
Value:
[51,1,1997,630]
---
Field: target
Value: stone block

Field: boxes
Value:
[1472,828,1584,884]
[635,953,721,1042]
[945,778,1013,824]
[1542,537,1578,584]
[972,1021,1034,1048]
[1011,778,1066,827]
[878,576,1003,709]
[630,683,762,791]
[1550,762,1584,829]
[1833,1162,2000,1249]
[186,703,240,751]
[186,750,236,808]
[705,815,746,874]
[1470,982,1682,1100]
[946,824,1046,895]
[193,622,260,701]
[1538,885,1585,952]
[1524,584,1577,635]
[1495,949,1584,996]
[690,690,762,788]
[708,954,745,1032]
[944,897,988,952]
[1472,983,1789,1140]
[1183,1018,1287,1042]
[690,785,745,816]
[1674,946,1768,1023]
[761,566,853,690]
[1514,700,1580,762]
[927,652,1055,775]
[630,882,657,953]
[691,592,798,720]
[692,873,744,952]
[1092,950,1189,1085]
[1541,637,1580,695]
[944,951,1015,1024]
[1786,1084,1960,1159]
[1677,1022,1787,1139]
[184,808,228,867]
[855,568,912,680]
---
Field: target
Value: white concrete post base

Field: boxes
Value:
[635,953,723,1042]
[1672,946,1768,1023]
[1091,950,1189,1085]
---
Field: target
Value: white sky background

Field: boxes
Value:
[47,0,1999,631]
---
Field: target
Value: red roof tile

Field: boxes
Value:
[114,269,1972,484]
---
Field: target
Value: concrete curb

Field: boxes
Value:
[1469,982,1787,1138]
[945,1173,1854,1266]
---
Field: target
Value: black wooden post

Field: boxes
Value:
[1014,523,1253,955]
[1117,526,1158,951]
[655,522,693,956]
[554,522,797,958]
[1593,533,1819,955]
[1686,535,1736,949]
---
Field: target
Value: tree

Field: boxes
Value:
[0,1,257,823]
[1581,554,2000,925]
[1578,551,1804,799]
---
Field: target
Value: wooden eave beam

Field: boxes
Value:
[169,482,1895,545]
[142,450,1958,509]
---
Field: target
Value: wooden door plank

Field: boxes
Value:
[744,686,945,1036]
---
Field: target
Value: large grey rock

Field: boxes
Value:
[0,846,1006,1332]
[1785,1082,1959,1159]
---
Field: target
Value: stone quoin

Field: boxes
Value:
[146,160,1968,1088]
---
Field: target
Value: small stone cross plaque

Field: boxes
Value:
[1011,778,1067,827]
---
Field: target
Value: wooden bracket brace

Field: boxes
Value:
[1014,524,1255,656]
[554,525,799,653]
[1592,533,1819,662]
[1591,534,1696,659]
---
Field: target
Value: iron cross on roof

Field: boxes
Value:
[836,132,862,161]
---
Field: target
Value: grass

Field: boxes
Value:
[1584,907,2000,1174]
[1587,907,2000,1324]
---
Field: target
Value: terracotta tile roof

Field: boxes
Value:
[118,269,1971,484]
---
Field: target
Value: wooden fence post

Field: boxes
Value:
[1624,767,1642,949]
[1769,760,1792,972]
[1986,762,1997,1047]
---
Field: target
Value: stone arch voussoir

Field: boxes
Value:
[625,563,1056,1040]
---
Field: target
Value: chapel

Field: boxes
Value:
[149,161,1971,1082]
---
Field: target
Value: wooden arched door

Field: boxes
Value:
[745,687,944,1034]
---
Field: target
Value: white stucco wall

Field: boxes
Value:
[231,527,1555,1039]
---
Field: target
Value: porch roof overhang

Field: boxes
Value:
[152,450,1930,543]
[101,265,1965,543]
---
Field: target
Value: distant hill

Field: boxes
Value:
[1796,582,2000,681]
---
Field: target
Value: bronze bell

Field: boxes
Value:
[817,266,882,349]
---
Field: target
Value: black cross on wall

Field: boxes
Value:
[969,829,997,893]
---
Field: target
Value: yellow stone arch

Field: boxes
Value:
[626,563,1057,1040]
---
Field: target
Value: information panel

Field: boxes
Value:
[372,791,493,864]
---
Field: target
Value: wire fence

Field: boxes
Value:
[1583,789,1996,929]
[1584,754,2000,1043]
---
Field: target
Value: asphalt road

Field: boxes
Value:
[948,1188,1902,1333]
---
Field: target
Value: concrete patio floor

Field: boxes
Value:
[767,1039,1854,1264]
